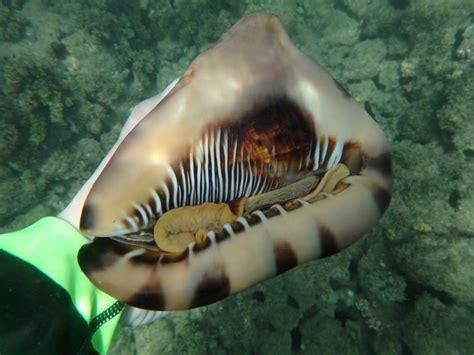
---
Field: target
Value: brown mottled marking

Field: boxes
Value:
[365,151,392,179]
[215,229,230,243]
[232,221,245,234]
[130,250,162,265]
[238,98,316,167]
[122,215,135,231]
[273,241,298,274]
[191,271,231,308]
[80,204,96,230]
[284,200,302,212]
[127,285,166,310]
[227,198,245,215]
[160,248,190,264]
[318,224,339,258]
[247,214,261,226]
[192,236,212,253]
[341,142,362,175]
[265,206,282,218]
[78,238,130,273]
[371,185,391,214]
[323,137,337,168]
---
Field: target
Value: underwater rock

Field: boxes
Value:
[0,122,19,160]
[393,234,474,306]
[402,293,474,353]
[0,2,28,42]
[343,39,387,80]
[436,66,474,153]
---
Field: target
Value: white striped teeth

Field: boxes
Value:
[166,164,179,209]
[222,130,229,201]
[313,138,321,171]
[133,203,149,226]
[179,161,187,206]
[160,181,170,211]
[125,215,139,232]
[122,129,345,234]
[327,140,344,169]
[271,204,288,215]
[150,189,162,215]
[223,223,236,237]
[188,151,195,205]
[216,129,224,202]
[207,230,216,243]
[236,217,250,230]
[252,210,268,223]
[296,198,311,207]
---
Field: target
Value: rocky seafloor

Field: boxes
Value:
[1,0,473,354]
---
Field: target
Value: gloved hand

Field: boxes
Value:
[0,79,178,354]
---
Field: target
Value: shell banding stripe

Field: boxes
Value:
[122,98,344,234]
[78,202,307,309]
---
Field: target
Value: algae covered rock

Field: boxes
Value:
[402,293,474,354]
[0,2,28,42]
[393,235,474,306]
[343,39,387,80]
[436,66,474,154]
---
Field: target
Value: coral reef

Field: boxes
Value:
[1,0,473,354]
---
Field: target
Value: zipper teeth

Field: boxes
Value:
[89,301,125,334]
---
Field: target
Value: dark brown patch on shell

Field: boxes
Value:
[365,151,392,179]
[227,198,245,216]
[341,141,362,175]
[246,213,261,226]
[78,238,132,274]
[239,98,316,167]
[80,204,96,230]
[273,241,298,274]
[232,221,245,234]
[215,229,230,243]
[284,200,301,212]
[192,236,212,253]
[323,136,337,168]
[191,271,231,308]
[130,250,162,265]
[265,206,282,218]
[318,224,339,258]
[371,185,392,215]
[160,248,190,264]
[127,285,165,310]
[122,216,135,231]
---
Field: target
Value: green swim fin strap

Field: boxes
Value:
[0,216,123,354]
